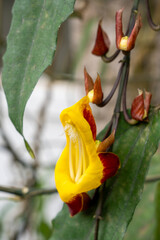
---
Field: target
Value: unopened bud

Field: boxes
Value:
[116,8,142,51]
[92,20,110,56]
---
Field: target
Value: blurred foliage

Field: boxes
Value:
[124,150,160,240]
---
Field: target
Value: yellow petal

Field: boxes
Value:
[55,96,104,203]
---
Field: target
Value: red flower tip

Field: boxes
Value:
[67,193,91,216]
[116,8,124,49]
[127,14,142,51]
[92,73,103,104]
[84,67,94,95]
[92,20,110,56]
[131,89,152,121]
[99,152,120,183]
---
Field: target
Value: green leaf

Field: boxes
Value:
[154,182,160,240]
[2,0,75,154]
[50,108,160,240]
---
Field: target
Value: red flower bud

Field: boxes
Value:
[84,67,103,104]
[131,89,152,121]
[116,9,142,51]
[92,20,110,56]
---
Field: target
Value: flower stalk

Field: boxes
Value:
[145,0,160,31]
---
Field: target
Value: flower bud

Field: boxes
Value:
[84,68,103,104]
[92,20,110,56]
[131,89,152,121]
[116,9,142,51]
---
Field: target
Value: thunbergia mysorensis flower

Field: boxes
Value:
[84,67,103,105]
[131,89,152,121]
[116,8,142,51]
[92,20,110,56]
[55,96,120,216]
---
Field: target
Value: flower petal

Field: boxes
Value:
[92,74,103,104]
[67,193,91,216]
[82,102,96,140]
[92,20,110,56]
[98,152,120,183]
[116,8,124,49]
[127,14,142,51]
[131,93,144,121]
[84,67,94,95]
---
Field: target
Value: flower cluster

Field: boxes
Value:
[92,8,142,56]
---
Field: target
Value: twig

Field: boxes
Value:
[1,129,33,168]
[0,185,57,198]
[145,176,160,183]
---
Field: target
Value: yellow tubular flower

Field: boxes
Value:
[55,96,120,216]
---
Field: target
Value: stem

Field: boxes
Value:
[145,0,160,31]
[97,60,125,107]
[0,185,57,198]
[94,184,105,240]
[126,0,141,35]
[112,54,130,131]
[145,176,160,183]
[101,49,120,63]
[122,60,138,125]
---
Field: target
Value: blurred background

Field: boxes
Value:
[0,0,160,239]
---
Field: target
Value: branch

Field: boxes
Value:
[145,176,160,183]
[0,185,57,199]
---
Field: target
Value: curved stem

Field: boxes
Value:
[112,53,131,131]
[122,61,138,125]
[101,49,120,63]
[97,60,125,107]
[145,0,160,31]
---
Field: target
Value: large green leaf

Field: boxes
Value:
[2,0,75,154]
[50,108,160,240]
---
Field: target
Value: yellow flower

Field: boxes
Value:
[55,96,120,216]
